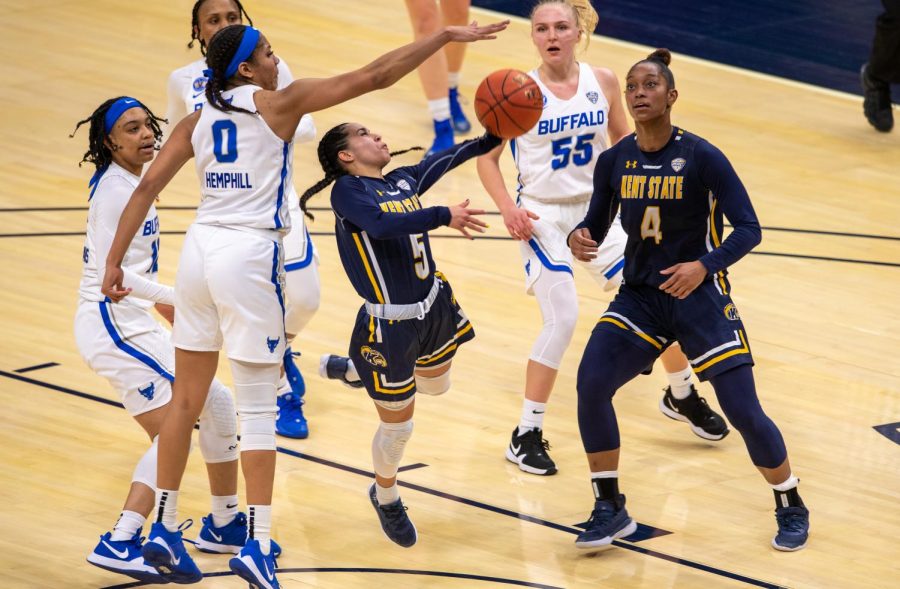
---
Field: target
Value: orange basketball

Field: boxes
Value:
[474,69,544,139]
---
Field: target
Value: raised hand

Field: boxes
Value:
[445,20,510,43]
[448,198,488,239]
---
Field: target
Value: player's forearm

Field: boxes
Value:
[122,269,176,305]
[418,134,503,194]
[365,207,451,239]
[699,221,761,274]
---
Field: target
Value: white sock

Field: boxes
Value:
[428,98,451,122]
[248,505,272,554]
[110,510,145,541]
[517,399,546,435]
[771,474,799,492]
[345,359,359,382]
[375,481,401,505]
[211,495,239,528]
[156,489,179,532]
[667,366,695,399]
[448,71,461,89]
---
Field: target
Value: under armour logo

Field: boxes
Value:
[267,337,280,353]
[138,383,155,400]
[625,160,637,169]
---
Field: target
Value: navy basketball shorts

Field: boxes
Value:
[595,280,753,381]
[348,281,475,404]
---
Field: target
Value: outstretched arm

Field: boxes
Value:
[407,133,502,194]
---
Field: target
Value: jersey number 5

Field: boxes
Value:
[640,206,663,244]
[410,234,429,280]
[551,133,594,170]
[212,120,238,163]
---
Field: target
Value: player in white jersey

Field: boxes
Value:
[102,21,508,588]
[477,0,728,477]
[165,0,362,440]
[71,97,266,584]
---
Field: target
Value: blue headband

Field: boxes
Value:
[225,26,261,79]
[104,97,143,135]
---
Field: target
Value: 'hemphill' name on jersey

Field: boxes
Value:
[537,110,606,135]
[205,170,255,190]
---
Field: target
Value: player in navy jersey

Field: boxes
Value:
[299,124,499,547]
[567,49,809,551]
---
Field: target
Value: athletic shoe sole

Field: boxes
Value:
[574,519,638,550]
[771,537,808,552]
[86,555,169,584]
[505,446,557,476]
[659,398,729,441]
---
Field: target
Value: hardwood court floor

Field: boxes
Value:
[1,1,898,588]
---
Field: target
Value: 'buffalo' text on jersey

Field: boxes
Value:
[577,127,762,289]
[332,134,502,304]
[512,63,610,202]
[192,85,293,233]
[79,163,161,310]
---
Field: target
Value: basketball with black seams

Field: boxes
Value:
[474,69,544,139]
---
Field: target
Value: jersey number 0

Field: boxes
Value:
[212,120,238,163]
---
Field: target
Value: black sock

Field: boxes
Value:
[591,477,619,502]
[774,487,804,509]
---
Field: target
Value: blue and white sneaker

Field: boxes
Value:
[449,87,472,133]
[195,512,282,558]
[275,393,308,439]
[319,354,364,389]
[87,531,168,584]
[141,521,202,584]
[229,539,279,589]
[283,348,306,397]
[368,483,417,547]
[772,506,810,551]
[574,495,638,549]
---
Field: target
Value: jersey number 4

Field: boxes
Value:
[551,133,594,170]
[212,120,238,163]
[640,206,663,244]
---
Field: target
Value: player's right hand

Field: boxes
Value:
[101,266,132,303]
[501,207,539,241]
[154,303,175,325]
[445,20,510,43]
[568,227,598,261]
[448,199,488,240]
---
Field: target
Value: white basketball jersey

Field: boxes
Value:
[512,63,610,203]
[79,163,159,310]
[192,84,293,232]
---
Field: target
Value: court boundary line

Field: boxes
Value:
[1,369,788,589]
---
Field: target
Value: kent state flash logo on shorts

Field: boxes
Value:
[585,91,599,104]
[671,158,686,173]
[723,303,741,321]
[360,345,387,368]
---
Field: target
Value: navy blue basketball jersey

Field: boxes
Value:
[331,134,501,304]
[576,127,761,289]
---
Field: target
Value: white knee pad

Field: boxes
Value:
[284,263,321,336]
[230,360,280,452]
[132,435,158,489]
[372,420,414,479]
[415,370,451,396]
[198,379,239,463]
[529,270,579,369]
[373,396,415,411]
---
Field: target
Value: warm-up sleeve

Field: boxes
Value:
[695,141,762,274]
[331,176,451,240]
[401,133,502,195]
[571,148,620,244]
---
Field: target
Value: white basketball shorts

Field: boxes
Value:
[173,223,287,363]
[284,200,318,272]
[74,300,173,416]
[517,195,628,294]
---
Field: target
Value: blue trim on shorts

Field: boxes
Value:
[604,256,625,280]
[271,242,286,321]
[527,238,573,274]
[284,228,314,272]
[273,142,289,230]
[98,300,174,383]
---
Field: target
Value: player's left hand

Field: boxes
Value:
[659,261,707,299]
[155,303,175,325]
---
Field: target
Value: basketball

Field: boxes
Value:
[474,69,544,139]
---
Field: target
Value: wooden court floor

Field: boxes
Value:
[1,1,898,587]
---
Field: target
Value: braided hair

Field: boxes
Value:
[530,0,599,50]
[70,97,165,177]
[188,0,253,56]
[204,25,258,115]
[631,48,676,89]
[299,124,423,220]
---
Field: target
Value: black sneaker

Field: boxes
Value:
[659,385,730,441]
[319,354,364,389]
[772,505,810,552]
[861,63,894,132]
[368,484,417,547]
[575,494,638,549]
[505,427,557,475]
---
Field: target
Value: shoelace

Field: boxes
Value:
[521,430,552,453]
[586,502,617,527]
[776,509,807,533]
[177,519,194,533]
